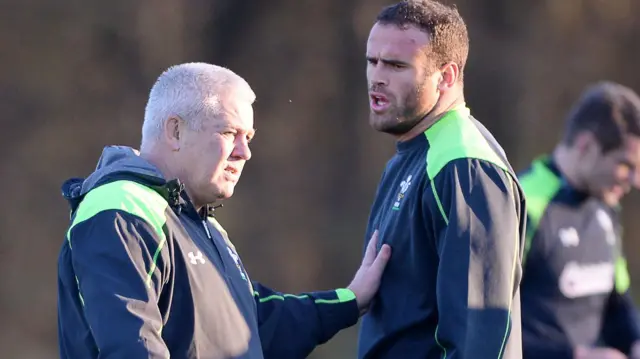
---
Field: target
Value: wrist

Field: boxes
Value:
[344,286,367,316]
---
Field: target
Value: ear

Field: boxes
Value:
[437,62,460,91]
[163,116,182,151]
[574,131,601,157]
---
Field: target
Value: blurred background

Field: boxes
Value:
[2,0,640,358]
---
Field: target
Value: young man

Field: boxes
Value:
[519,82,640,359]
[57,62,391,359]
[357,1,526,358]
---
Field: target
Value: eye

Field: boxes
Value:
[221,130,236,138]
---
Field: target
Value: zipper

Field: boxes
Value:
[201,219,227,271]
[202,220,212,239]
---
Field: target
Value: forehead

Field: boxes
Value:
[210,96,254,131]
[366,23,430,59]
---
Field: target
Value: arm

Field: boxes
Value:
[69,209,170,358]
[520,225,575,359]
[523,333,574,359]
[254,283,359,359]
[601,257,640,355]
[427,159,522,359]
[254,231,389,359]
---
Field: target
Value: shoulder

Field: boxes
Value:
[424,107,511,181]
[71,180,169,235]
[517,158,562,224]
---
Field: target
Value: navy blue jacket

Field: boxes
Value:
[57,146,359,359]
[357,106,527,359]
[519,156,640,358]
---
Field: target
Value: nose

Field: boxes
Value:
[368,63,389,88]
[232,137,252,161]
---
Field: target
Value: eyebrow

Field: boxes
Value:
[366,56,411,67]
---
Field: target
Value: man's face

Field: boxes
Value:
[580,134,640,206]
[366,23,441,135]
[175,96,255,206]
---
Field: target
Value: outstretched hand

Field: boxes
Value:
[347,230,392,315]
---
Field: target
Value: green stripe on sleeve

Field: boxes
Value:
[254,289,356,304]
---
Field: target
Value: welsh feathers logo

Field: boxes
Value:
[392,174,413,210]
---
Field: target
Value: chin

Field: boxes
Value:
[601,192,621,207]
[217,185,236,200]
[369,115,396,132]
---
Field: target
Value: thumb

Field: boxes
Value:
[369,244,391,277]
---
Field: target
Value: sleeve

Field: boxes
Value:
[522,332,574,359]
[425,159,523,359]
[253,282,360,359]
[520,228,575,359]
[68,210,170,358]
[600,256,640,355]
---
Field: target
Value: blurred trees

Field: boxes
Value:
[1,0,639,357]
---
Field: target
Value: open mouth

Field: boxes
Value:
[225,166,238,175]
[370,93,390,112]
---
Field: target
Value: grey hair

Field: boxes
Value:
[140,62,255,148]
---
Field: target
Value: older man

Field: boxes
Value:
[57,62,391,359]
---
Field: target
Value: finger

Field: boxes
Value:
[370,244,391,276]
[362,230,379,266]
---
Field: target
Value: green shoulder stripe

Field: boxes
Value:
[424,107,510,224]
[518,159,562,259]
[424,106,509,181]
[68,180,168,239]
[66,180,169,288]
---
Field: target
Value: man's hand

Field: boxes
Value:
[347,230,391,315]
[574,346,627,359]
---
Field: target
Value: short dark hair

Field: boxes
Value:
[376,0,469,77]
[563,82,640,152]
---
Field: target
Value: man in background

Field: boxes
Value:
[57,62,391,359]
[519,82,640,359]
[356,1,526,358]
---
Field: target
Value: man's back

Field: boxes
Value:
[357,107,526,359]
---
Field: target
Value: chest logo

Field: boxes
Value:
[227,246,248,281]
[188,251,206,265]
[392,174,413,210]
[558,227,580,247]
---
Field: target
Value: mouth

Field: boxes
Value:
[224,166,239,177]
[369,92,390,113]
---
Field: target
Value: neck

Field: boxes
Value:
[396,91,465,142]
[140,149,175,181]
[140,149,203,211]
[552,145,587,191]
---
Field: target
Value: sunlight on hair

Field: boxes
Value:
[140,62,255,149]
